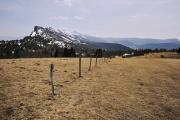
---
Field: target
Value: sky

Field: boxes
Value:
[0,0,180,39]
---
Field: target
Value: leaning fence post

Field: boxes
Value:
[79,54,82,77]
[50,64,55,96]
[89,57,92,71]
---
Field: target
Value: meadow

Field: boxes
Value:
[0,54,180,120]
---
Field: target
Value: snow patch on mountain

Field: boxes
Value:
[29,26,86,48]
[31,32,36,37]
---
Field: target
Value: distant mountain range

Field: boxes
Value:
[29,26,131,51]
[77,34,180,50]
[1,26,180,51]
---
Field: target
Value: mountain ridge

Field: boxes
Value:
[78,34,180,49]
[0,26,133,58]
[1,26,180,50]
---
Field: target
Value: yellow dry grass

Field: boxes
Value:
[0,56,180,120]
[142,52,180,59]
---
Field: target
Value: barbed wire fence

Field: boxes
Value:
[49,52,112,97]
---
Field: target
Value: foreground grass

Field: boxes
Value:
[0,57,180,120]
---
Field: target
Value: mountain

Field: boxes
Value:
[117,38,180,49]
[29,26,86,48]
[116,38,180,50]
[72,33,131,51]
[0,26,132,58]
[115,38,180,45]
[138,43,180,50]
[1,26,180,51]
[78,35,180,49]
[19,26,131,51]
[3,25,179,58]
[81,41,130,51]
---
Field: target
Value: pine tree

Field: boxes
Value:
[54,49,59,57]
[70,47,76,57]
[177,48,180,54]
[63,47,68,57]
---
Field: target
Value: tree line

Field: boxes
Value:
[0,37,180,59]
[0,37,106,58]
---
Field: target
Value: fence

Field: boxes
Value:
[49,56,112,96]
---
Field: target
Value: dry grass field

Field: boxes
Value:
[0,55,180,120]
[142,52,180,59]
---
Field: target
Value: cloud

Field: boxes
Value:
[48,15,84,21]
[54,0,80,7]
[130,15,138,19]
[74,16,84,20]
[129,14,151,19]
[64,0,74,7]
[48,16,69,21]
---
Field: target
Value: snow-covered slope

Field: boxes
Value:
[0,26,132,54]
[29,26,84,48]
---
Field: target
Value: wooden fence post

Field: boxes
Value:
[95,57,97,66]
[89,57,92,71]
[79,54,82,77]
[50,64,55,96]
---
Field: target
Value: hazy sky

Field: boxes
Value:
[0,0,180,39]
